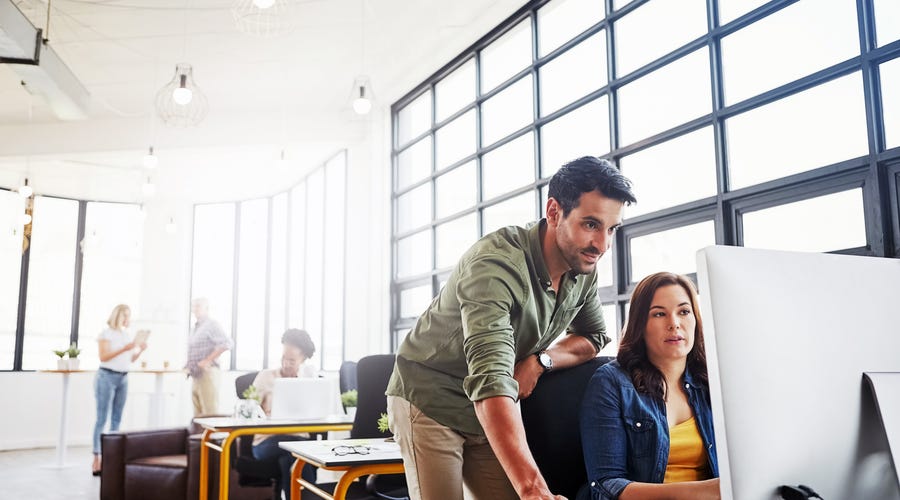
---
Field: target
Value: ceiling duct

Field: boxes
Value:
[0,0,90,120]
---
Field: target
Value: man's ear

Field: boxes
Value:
[546,197,561,224]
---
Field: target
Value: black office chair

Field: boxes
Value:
[521,356,615,500]
[233,371,282,498]
[339,361,358,413]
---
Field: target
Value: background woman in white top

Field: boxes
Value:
[91,304,147,476]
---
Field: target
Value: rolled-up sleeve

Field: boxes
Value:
[581,367,632,500]
[567,285,609,353]
[209,321,233,350]
[458,255,524,402]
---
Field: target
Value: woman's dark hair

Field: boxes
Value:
[282,328,316,359]
[617,272,708,400]
[547,156,637,216]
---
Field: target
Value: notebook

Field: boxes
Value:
[270,377,341,420]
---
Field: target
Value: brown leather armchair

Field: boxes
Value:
[100,426,274,500]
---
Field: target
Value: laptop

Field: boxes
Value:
[270,377,341,420]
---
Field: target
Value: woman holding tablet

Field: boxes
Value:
[91,304,148,476]
[579,272,719,500]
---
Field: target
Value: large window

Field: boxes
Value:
[191,151,349,371]
[390,0,900,351]
[0,193,144,371]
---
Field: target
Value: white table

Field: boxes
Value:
[133,369,182,427]
[39,369,91,468]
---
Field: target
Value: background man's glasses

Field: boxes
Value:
[332,445,371,456]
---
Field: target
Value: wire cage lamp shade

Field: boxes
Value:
[155,63,208,127]
[232,0,296,37]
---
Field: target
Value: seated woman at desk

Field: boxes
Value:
[92,304,148,476]
[579,272,719,500]
[252,328,318,499]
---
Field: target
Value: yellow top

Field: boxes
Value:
[664,417,710,483]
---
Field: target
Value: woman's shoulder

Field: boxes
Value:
[592,360,633,386]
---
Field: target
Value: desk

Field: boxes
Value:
[132,369,181,427]
[280,438,405,500]
[39,369,92,468]
[195,416,354,500]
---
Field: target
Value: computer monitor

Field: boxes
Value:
[696,245,900,500]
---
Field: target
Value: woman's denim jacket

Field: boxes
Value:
[579,360,718,500]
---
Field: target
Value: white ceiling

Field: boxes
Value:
[0,0,526,201]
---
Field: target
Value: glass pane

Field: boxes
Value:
[481,19,532,93]
[23,196,78,370]
[0,190,24,370]
[630,220,716,282]
[615,0,708,76]
[397,136,432,191]
[289,183,306,329]
[436,213,478,269]
[595,250,613,288]
[397,230,432,278]
[268,193,288,368]
[618,48,711,146]
[718,0,771,25]
[540,32,607,116]
[483,132,536,201]
[875,0,900,47]
[721,0,859,105]
[882,58,900,149]
[483,191,537,234]
[304,170,325,367]
[742,189,866,252]
[191,203,235,371]
[398,90,432,147]
[78,202,143,371]
[400,284,434,319]
[436,161,476,219]
[538,0,604,57]
[397,183,432,233]
[540,97,610,178]
[598,303,619,356]
[322,156,347,371]
[436,59,476,122]
[436,109,476,170]
[235,199,268,370]
[620,127,717,218]
[727,73,868,189]
[482,74,534,147]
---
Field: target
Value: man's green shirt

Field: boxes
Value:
[386,219,609,435]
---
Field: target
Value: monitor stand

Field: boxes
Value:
[863,372,900,496]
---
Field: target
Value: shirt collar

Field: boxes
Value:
[527,218,581,290]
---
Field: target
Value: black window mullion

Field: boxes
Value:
[70,200,87,348]
[230,202,241,369]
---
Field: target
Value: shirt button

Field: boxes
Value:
[635,422,641,428]
[591,482,596,487]
[685,383,690,389]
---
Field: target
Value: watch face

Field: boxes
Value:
[538,352,552,370]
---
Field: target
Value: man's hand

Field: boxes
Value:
[513,354,544,400]
[197,358,211,370]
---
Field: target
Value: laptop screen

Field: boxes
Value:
[270,377,341,420]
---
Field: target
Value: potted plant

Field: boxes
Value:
[340,389,358,417]
[234,384,264,420]
[66,342,81,370]
[52,349,68,370]
[377,412,390,434]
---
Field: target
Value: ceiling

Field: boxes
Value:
[0,0,525,201]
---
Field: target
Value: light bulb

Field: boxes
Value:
[165,218,177,234]
[20,213,32,225]
[173,86,193,105]
[18,184,33,198]
[253,0,276,8]
[143,148,158,169]
[352,96,372,115]
[142,179,156,197]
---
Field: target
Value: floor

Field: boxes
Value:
[0,445,100,499]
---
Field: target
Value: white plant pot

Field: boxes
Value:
[346,407,357,419]
[57,359,67,370]
[68,358,80,370]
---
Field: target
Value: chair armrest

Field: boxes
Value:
[100,433,126,500]
[120,427,190,462]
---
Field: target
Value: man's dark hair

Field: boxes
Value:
[282,328,316,359]
[548,156,636,216]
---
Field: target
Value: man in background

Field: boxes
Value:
[186,297,232,416]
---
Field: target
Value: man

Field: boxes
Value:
[386,156,636,500]
[251,329,318,500]
[186,297,233,416]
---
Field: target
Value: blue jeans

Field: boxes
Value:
[253,435,316,499]
[93,368,128,454]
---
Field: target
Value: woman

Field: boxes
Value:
[91,304,147,476]
[579,272,719,500]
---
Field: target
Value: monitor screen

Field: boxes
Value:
[697,245,900,500]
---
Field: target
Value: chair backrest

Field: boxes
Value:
[235,371,259,399]
[339,360,358,394]
[350,354,396,439]
[521,356,614,499]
